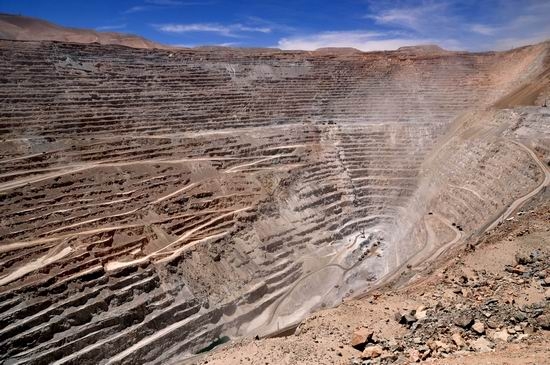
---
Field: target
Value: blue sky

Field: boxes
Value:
[1,0,549,51]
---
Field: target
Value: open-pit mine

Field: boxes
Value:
[0,15,549,365]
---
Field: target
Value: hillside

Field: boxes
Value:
[0,13,165,49]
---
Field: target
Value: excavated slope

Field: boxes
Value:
[0,39,549,364]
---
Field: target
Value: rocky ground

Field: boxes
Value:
[197,194,550,365]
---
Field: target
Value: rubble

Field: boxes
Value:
[347,247,550,364]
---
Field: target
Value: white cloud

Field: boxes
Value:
[123,0,211,14]
[366,2,450,32]
[95,24,127,31]
[470,24,497,36]
[245,16,296,33]
[277,31,440,51]
[123,6,148,14]
[155,23,271,37]
[145,0,183,5]
[362,0,550,51]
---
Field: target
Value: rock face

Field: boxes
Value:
[0,30,549,365]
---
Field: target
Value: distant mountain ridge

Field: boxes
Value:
[0,13,167,49]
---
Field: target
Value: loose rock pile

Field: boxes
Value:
[349,250,549,364]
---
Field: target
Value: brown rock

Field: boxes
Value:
[430,340,449,352]
[487,318,500,329]
[361,345,383,359]
[395,310,417,325]
[451,333,465,348]
[408,348,421,362]
[488,329,509,342]
[470,337,494,353]
[351,328,373,350]
[536,314,550,330]
[454,314,474,328]
[515,252,534,265]
[472,321,485,334]
[415,310,428,321]
[380,352,398,362]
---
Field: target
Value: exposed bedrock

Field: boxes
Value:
[0,39,549,364]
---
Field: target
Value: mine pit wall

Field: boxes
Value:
[395,106,549,275]
[383,43,550,274]
[0,40,548,364]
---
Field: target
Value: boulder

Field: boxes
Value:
[489,329,509,342]
[415,310,428,321]
[351,328,373,350]
[451,332,465,348]
[515,252,534,265]
[536,314,550,330]
[396,310,417,326]
[454,314,474,328]
[470,337,494,353]
[472,321,485,334]
[361,345,383,359]
[408,348,421,362]
[429,340,449,352]
[516,333,530,341]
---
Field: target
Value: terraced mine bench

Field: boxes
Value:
[0,39,549,364]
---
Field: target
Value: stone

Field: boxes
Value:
[408,348,421,362]
[487,319,500,329]
[415,310,428,321]
[515,333,529,341]
[470,337,494,353]
[451,333,465,348]
[461,288,473,298]
[361,345,383,359]
[454,314,474,328]
[351,328,373,350]
[514,312,527,322]
[394,311,403,321]
[420,348,432,360]
[396,311,417,326]
[430,340,449,351]
[416,305,427,312]
[472,321,485,334]
[489,329,509,342]
[515,252,534,265]
[536,314,550,330]
[380,352,398,362]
